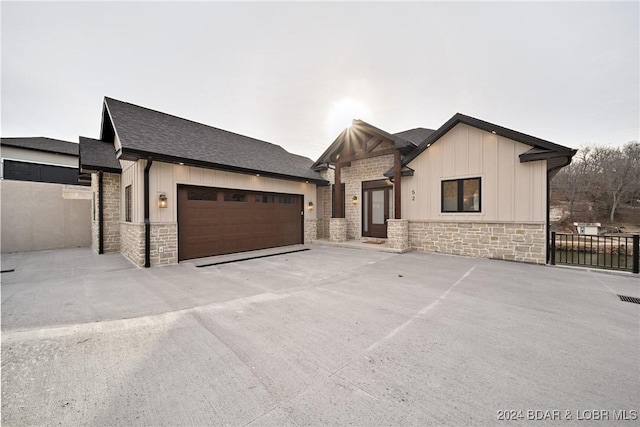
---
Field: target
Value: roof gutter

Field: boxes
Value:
[144,157,153,268]
[519,151,573,163]
[118,148,329,186]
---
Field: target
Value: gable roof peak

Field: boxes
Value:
[401,112,576,171]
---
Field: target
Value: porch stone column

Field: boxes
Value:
[329,218,348,243]
[387,219,409,251]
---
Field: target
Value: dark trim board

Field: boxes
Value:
[117,147,328,186]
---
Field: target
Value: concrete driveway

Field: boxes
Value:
[2,246,639,426]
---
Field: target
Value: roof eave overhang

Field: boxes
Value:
[312,128,348,170]
[519,148,578,167]
[80,165,122,174]
[384,166,415,179]
[519,151,567,162]
[119,148,329,186]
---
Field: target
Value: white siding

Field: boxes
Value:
[0,146,78,177]
[120,160,142,222]
[403,123,547,223]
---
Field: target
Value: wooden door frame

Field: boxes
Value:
[361,179,393,238]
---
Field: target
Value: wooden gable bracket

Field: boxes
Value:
[366,137,385,153]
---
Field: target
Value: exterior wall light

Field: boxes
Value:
[158,193,168,208]
[352,195,358,204]
[308,201,314,210]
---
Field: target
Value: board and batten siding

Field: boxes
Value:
[403,123,547,223]
[120,161,318,223]
[119,159,141,222]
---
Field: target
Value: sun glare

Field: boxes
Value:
[326,97,373,138]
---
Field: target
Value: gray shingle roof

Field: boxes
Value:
[393,128,435,146]
[0,137,79,156]
[103,98,326,183]
[79,137,121,173]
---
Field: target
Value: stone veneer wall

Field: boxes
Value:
[387,219,409,251]
[329,218,347,242]
[340,154,394,240]
[317,169,334,239]
[91,172,121,253]
[341,154,393,239]
[304,218,317,243]
[120,222,177,267]
[318,186,331,239]
[120,222,145,266]
[317,155,393,240]
[150,223,178,266]
[408,221,546,264]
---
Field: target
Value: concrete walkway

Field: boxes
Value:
[2,246,639,426]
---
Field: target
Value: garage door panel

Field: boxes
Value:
[178,185,303,261]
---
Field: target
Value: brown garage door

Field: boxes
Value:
[177,185,303,261]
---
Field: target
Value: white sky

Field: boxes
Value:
[1,1,638,160]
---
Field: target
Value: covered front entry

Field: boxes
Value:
[177,185,302,261]
[362,179,393,238]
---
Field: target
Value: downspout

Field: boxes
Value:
[98,171,104,254]
[546,157,572,263]
[546,173,551,264]
[144,157,153,268]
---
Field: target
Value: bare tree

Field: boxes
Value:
[553,142,639,222]
[601,142,639,222]
[579,145,608,221]
[551,141,639,224]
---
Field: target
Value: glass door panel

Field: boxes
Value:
[363,191,369,233]
[372,190,385,224]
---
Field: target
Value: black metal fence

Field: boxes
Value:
[550,232,639,274]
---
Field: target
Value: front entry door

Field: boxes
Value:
[363,182,392,238]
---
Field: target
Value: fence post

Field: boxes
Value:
[550,231,556,265]
[633,234,639,274]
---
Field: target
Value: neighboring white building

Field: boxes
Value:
[1,137,91,253]
[1,137,88,185]
[574,222,601,235]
